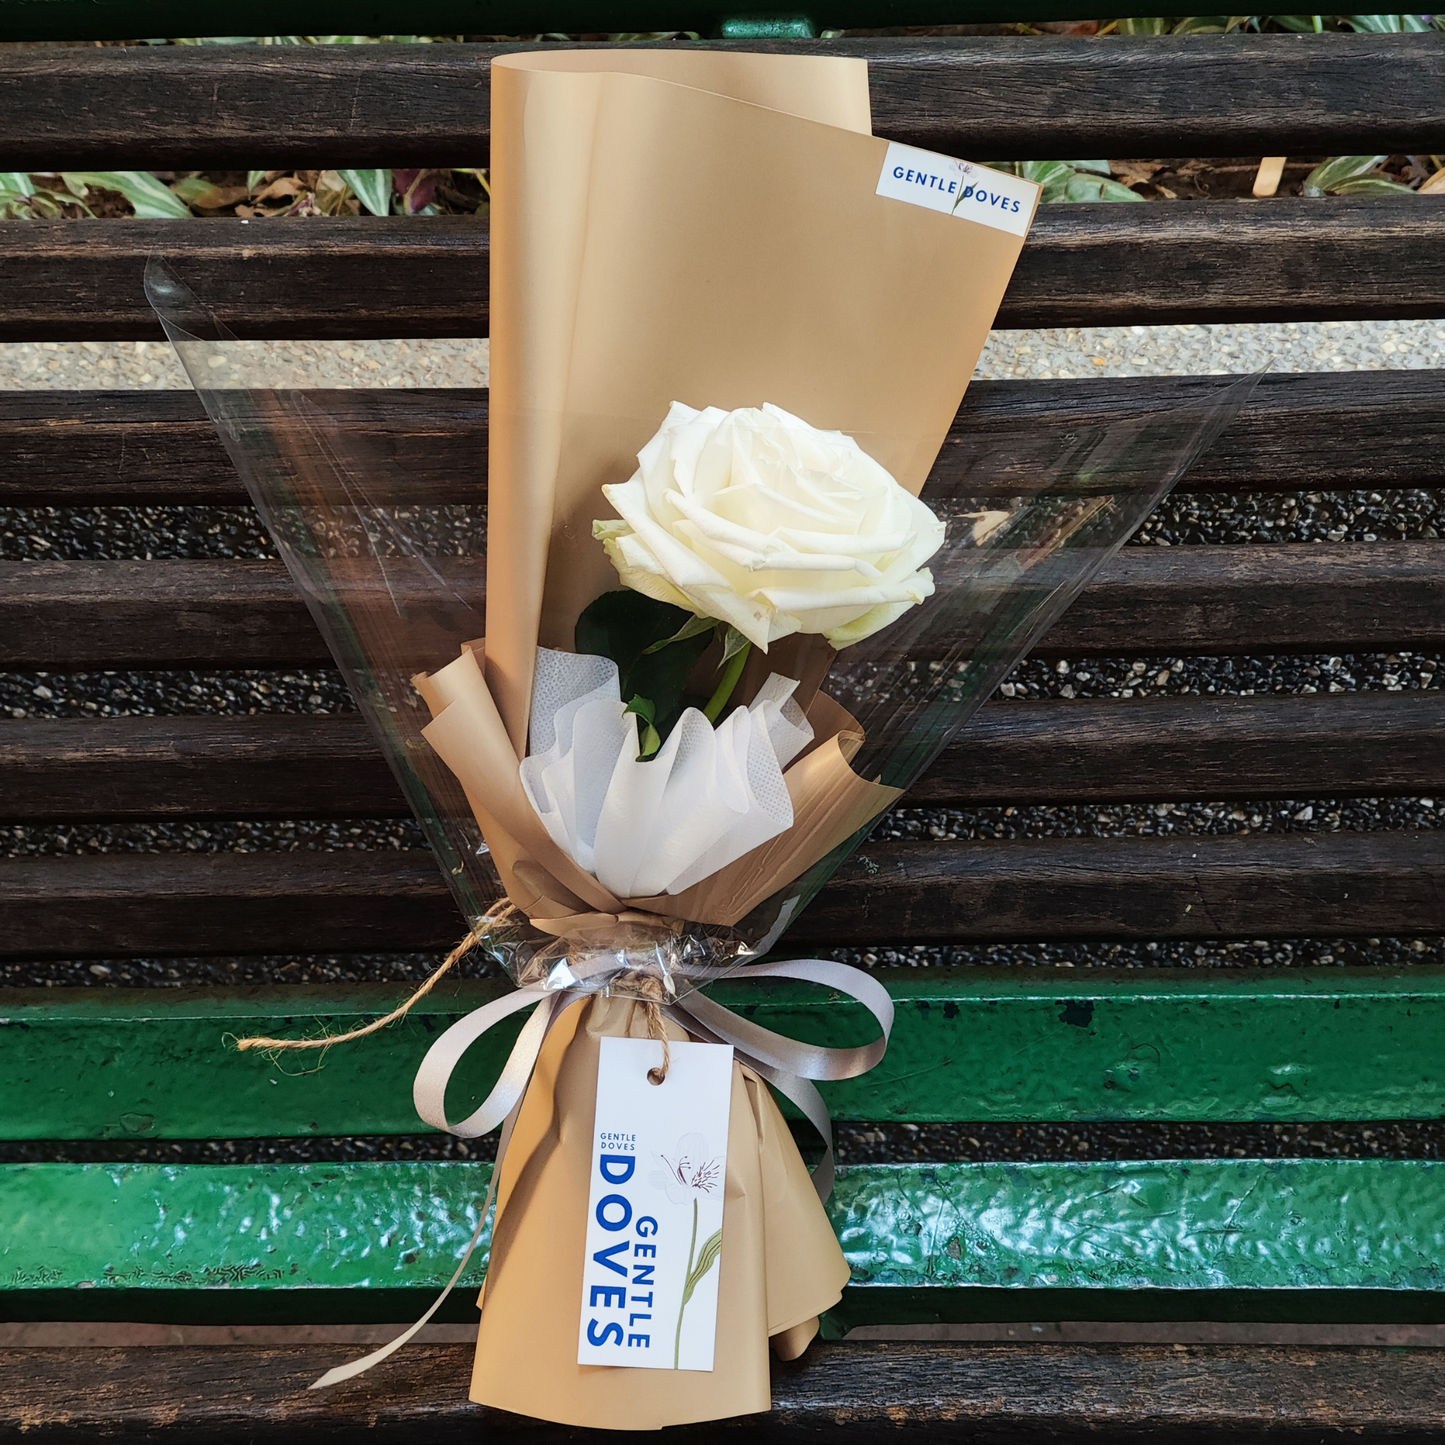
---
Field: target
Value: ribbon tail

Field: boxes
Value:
[311,987,581,1389]
[750,1061,838,1203]
[309,1120,511,1390]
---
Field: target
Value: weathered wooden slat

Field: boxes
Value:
[0,715,406,821]
[909,691,1445,806]
[6,692,1443,823]
[5,1339,1445,1444]
[8,370,1445,508]
[0,218,490,343]
[8,970,1445,1139]
[801,830,1445,946]
[4,37,1445,169]
[3,829,1440,958]
[0,387,487,507]
[7,1159,1445,1326]
[5,198,1445,343]
[5,544,1440,668]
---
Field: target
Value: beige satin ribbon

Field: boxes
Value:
[311,956,892,1389]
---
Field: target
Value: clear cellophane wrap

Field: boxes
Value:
[150,48,1253,1429]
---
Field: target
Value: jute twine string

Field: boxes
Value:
[613,968,673,1085]
[233,900,518,1055]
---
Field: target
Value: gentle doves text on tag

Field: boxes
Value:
[876,142,1037,238]
[578,1037,735,1371]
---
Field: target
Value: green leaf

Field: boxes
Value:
[642,612,717,654]
[1329,174,1417,194]
[624,697,663,758]
[1063,172,1147,202]
[1066,160,1112,176]
[1117,16,1171,32]
[0,172,29,195]
[60,171,192,219]
[575,590,713,744]
[247,170,268,191]
[338,168,393,216]
[1342,13,1435,29]
[680,1228,723,1308]
[719,625,751,667]
[1301,154,1389,196]
[624,695,656,726]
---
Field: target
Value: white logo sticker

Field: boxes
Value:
[577,1037,734,1372]
[876,141,1038,238]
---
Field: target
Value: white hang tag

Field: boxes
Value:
[578,1036,734,1371]
[876,140,1038,237]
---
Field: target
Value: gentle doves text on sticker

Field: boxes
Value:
[578,1037,735,1372]
[876,142,1037,238]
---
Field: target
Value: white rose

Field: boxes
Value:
[594,401,946,650]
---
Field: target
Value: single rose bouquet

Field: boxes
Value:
[149,46,1251,1434]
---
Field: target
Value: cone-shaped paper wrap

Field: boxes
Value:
[472,995,850,1429]
[413,47,1038,953]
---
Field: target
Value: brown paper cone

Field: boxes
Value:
[470,995,850,1428]
[485,51,1032,754]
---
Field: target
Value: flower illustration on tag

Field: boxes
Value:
[652,1133,723,1204]
[650,1133,724,1367]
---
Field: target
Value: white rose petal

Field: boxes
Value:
[594,402,946,649]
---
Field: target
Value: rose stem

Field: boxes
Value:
[702,642,751,723]
[675,1196,698,1369]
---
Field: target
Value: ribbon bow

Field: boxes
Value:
[312,954,892,1389]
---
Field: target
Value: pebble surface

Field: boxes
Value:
[5,317,1445,389]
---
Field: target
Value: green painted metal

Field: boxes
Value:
[0,2,1194,43]
[0,1161,493,1323]
[7,970,1445,1141]
[718,16,815,35]
[7,1158,1445,1325]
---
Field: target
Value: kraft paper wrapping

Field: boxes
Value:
[471,995,850,1429]
[406,49,1033,1427]
[418,46,1033,932]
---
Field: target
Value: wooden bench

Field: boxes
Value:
[4,24,1445,1442]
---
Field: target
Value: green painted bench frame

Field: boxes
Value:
[10,970,1445,1331]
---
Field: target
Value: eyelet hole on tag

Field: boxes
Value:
[647,1066,667,1086]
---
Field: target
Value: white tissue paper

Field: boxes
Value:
[520,647,814,899]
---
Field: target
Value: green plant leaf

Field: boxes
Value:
[338,168,393,216]
[1067,159,1113,175]
[1063,172,1147,202]
[575,589,713,745]
[1118,16,1171,32]
[680,1228,723,1308]
[1329,174,1417,194]
[60,171,192,218]
[624,697,663,758]
[1301,154,1389,196]
[247,170,268,191]
[642,612,717,654]
[0,172,30,195]
[719,625,750,666]
[1342,13,1435,29]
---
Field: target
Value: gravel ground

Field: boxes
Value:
[7,1117,1445,1166]
[5,317,1445,390]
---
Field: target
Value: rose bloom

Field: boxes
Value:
[594,401,946,650]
